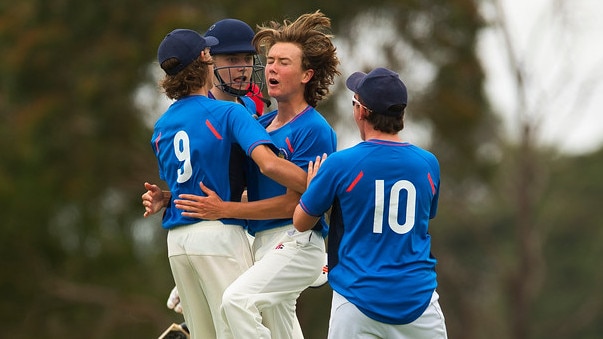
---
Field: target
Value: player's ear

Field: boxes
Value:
[301,68,314,84]
[200,48,212,62]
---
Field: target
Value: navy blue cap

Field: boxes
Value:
[157,29,219,75]
[204,19,256,55]
[346,67,408,116]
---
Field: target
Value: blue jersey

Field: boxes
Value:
[151,95,274,229]
[299,140,440,324]
[246,106,337,236]
[207,91,257,116]
[238,95,258,117]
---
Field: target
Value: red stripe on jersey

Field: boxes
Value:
[346,171,364,192]
[154,132,161,153]
[428,172,436,195]
[205,120,223,140]
[285,137,294,153]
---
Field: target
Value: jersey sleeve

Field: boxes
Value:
[239,95,258,117]
[227,104,274,155]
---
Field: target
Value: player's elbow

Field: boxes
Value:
[293,205,315,232]
[253,146,280,177]
[282,198,298,217]
[257,159,279,178]
[293,221,313,232]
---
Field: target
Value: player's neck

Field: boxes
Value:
[363,129,401,143]
[209,89,238,103]
[191,87,210,97]
[276,98,309,118]
[268,99,309,132]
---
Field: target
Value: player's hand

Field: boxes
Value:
[175,181,226,220]
[142,182,170,217]
[307,153,327,188]
[166,286,183,314]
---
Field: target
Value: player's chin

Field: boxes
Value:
[266,87,281,99]
[233,79,249,89]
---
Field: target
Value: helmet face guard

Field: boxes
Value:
[213,55,265,97]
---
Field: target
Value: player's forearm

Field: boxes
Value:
[293,204,320,232]
[251,145,307,194]
[260,157,306,194]
[223,194,299,220]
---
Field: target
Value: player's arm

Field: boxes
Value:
[250,144,306,194]
[293,154,326,231]
[175,182,299,220]
[142,182,171,217]
[293,205,320,232]
[176,154,327,219]
[238,190,300,219]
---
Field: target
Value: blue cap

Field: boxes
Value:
[346,67,408,116]
[204,19,256,55]
[157,29,219,75]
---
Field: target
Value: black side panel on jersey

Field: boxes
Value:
[229,144,247,202]
[327,198,343,270]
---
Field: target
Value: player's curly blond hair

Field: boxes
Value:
[253,10,340,107]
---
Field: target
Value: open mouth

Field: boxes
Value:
[268,78,279,85]
[229,76,250,90]
[233,76,248,83]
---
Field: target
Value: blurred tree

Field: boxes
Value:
[0,0,218,337]
[533,149,603,339]
[467,1,603,338]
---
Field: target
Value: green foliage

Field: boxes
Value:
[0,0,189,337]
[531,149,603,338]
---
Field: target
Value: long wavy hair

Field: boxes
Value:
[159,58,213,100]
[253,10,340,107]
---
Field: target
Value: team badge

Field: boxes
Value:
[277,147,289,160]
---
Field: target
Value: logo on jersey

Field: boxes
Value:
[275,243,284,250]
[277,148,290,160]
[276,136,294,159]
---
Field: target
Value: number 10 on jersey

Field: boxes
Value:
[373,180,416,235]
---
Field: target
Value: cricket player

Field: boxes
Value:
[148,17,270,323]
[293,67,448,338]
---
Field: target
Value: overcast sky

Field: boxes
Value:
[479,0,603,155]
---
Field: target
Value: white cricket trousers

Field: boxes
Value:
[167,220,253,339]
[221,226,325,339]
[328,290,448,339]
